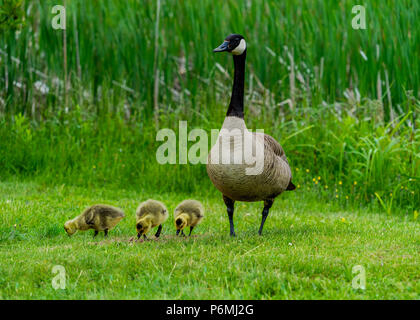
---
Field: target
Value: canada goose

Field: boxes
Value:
[174,200,205,236]
[136,199,168,239]
[207,34,296,236]
[64,204,125,237]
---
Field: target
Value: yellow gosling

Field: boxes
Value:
[136,200,168,240]
[174,200,204,236]
[64,204,125,238]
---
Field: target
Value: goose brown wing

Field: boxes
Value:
[263,134,289,164]
[84,208,96,225]
[264,134,295,191]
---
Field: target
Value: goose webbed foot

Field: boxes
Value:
[258,199,274,236]
[223,195,236,237]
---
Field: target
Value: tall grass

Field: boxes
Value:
[1,0,419,116]
[0,101,418,214]
[0,1,419,215]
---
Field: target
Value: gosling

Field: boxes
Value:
[174,200,204,236]
[136,200,168,240]
[64,204,125,237]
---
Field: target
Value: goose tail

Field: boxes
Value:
[286,180,296,191]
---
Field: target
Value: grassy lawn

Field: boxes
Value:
[0,181,418,300]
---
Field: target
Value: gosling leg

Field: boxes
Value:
[181,230,186,237]
[189,226,194,236]
[104,229,108,238]
[223,195,236,237]
[155,225,162,238]
[93,230,99,238]
[176,230,180,236]
[258,199,274,236]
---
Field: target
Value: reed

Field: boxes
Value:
[0,0,419,117]
[0,0,419,215]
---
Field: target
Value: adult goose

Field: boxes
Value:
[207,34,295,236]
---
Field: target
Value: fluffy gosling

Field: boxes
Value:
[174,200,205,236]
[136,200,168,240]
[64,204,125,237]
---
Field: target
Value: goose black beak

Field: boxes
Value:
[213,41,229,53]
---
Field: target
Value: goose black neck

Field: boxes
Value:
[227,50,246,119]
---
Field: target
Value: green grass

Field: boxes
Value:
[1,1,419,215]
[0,181,418,299]
[1,103,418,214]
[2,0,419,116]
[0,0,419,300]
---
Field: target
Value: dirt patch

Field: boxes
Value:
[39,244,74,252]
[89,234,207,246]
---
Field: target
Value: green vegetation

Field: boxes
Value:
[0,0,418,300]
[0,182,418,299]
[0,103,418,214]
[2,0,419,112]
[0,0,25,32]
[0,0,418,214]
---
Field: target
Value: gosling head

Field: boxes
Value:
[136,220,152,239]
[213,34,246,56]
[175,215,188,236]
[64,220,77,236]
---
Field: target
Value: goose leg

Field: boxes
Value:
[189,226,194,236]
[258,199,274,236]
[93,230,99,238]
[155,225,162,238]
[104,229,108,237]
[223,195,236,237]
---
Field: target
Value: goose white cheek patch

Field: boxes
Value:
[232,39,247,55]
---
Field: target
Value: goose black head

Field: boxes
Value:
[213,34,247,55]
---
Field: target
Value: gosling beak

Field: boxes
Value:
[213,41,229,53]
[176,230,180,236]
